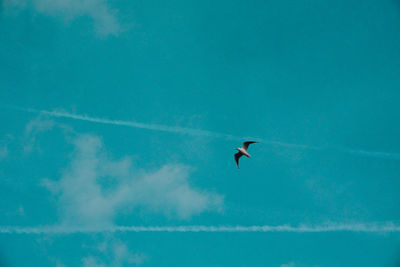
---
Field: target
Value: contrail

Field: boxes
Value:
[8,106,240,140]
[4,106,400,160]
[1,223,400,234]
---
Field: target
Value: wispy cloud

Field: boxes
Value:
[82,257,106,267]
[23,115,55,153]
[7,106,400,160]
[55,261,68,267]
[18,107,240,140]
[0,145,8,160]
[82,239,145,267]
[42,133,223,228]
[281,261,320,267]
[1,222,400,234]
[0,135,12,160]
[4,0,121,35]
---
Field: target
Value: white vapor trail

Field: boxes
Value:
[5,106,400,160]
[12,106,240,139]
[1,223,400,234]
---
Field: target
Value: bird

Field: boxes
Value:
[234,141,258,168]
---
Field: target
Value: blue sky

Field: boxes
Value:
[1,0,400,266]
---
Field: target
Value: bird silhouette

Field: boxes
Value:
[234,141,258,168]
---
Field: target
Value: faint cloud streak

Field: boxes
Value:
[23,115,55,153]
[4,0,121,35]
[7,106,400,161]
[0,145,8,160]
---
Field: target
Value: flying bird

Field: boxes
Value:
[234,141,258,168]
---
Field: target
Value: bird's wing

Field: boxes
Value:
[234,152,243,168]
[243,141,257,151]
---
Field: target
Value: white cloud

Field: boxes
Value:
[82,256,106,267]
[82,239,145,267]
[4,0,120,35]
[281,262,296,267]
[43,133,223,228]
[23,116,55,153]
[55,261,68,267]
[107,240,145,266]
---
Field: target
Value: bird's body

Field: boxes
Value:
[236,147,251,158]
[234,141,257,168]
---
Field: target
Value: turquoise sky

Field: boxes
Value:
[1,0,400,266]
